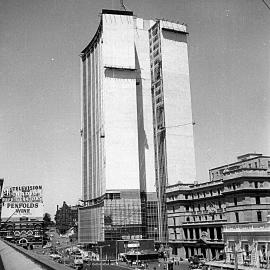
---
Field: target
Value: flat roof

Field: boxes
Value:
[102,9,133,16]
[237,153,262,160]
[210,155,270,171]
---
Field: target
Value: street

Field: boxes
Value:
[82,260,190,270]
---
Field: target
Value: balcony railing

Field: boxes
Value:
[223,222,270,233]
[223,169,269,180]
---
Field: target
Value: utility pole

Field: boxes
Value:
[0,211,16,230]
[115,241,118,264]
[98,244,110,270]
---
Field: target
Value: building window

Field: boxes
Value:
[185,194,188,199]
[235,212,239,223]
[192,205,195,211]
[198,204,201,211]
[234,197,237,206]
[218,201,222,209]
[204,203,207,210]
[233,184,236,190]
[199,216,201,221]
[268,161,270,168]
[210,190,213,196]
[256,196,260,205]
[220,214,223,219]
[205,216,207,221]
[255,162,257,168]
[186,206,189,212]
[255,182,258,188]
[218,189,221,195]
[257,211,262,222]
[186,217,190,222]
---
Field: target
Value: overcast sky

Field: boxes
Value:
[1,0,270,216]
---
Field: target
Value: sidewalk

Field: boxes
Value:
[117,259,189,270]
[206,261,264,270]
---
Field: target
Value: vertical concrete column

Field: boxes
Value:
[207,227,210,240]
[187,228,190,240]
[186,248,190,258]
[207,248,211,261]
[199,228,202,239]
[214,249,218,260]
[214,227,218,240]
[198,248,201,255]
[193,228,196,239]
[194,248,197,255]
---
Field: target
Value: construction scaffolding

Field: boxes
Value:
[104,196,143,241]
[78,190,159,243]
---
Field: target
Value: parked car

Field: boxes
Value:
[189,255,205,263]
[73,255,83,269]
[197,255,205,264]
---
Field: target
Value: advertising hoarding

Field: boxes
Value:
[1,185,44,221]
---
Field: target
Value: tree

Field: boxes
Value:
[43,212,52,227]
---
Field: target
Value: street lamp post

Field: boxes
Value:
[100,246,103,270]
[137,246,139,266]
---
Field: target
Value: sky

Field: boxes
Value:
[0,0,270,217]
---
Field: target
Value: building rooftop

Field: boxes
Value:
[166,179,223,193]
[101,9,133,16]
[210,153,270,171]
[237,153,263,161]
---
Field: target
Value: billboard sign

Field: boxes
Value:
[1,185,44,221]
[127,241,140,248]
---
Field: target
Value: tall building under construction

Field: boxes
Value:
[79,9,196,244]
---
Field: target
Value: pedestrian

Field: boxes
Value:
[202,265,208,270]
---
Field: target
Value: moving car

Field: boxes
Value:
[49,254,61,260]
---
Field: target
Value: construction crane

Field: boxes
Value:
[120,0,127,11]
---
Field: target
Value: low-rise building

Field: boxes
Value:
[0,218,44,248]
[166,153,270,260]
[0,184,44,248]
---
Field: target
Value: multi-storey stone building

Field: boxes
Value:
[166,153,270,260]
[0,219,44,248]
[222,215,270,269]
[55,201,79,234]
